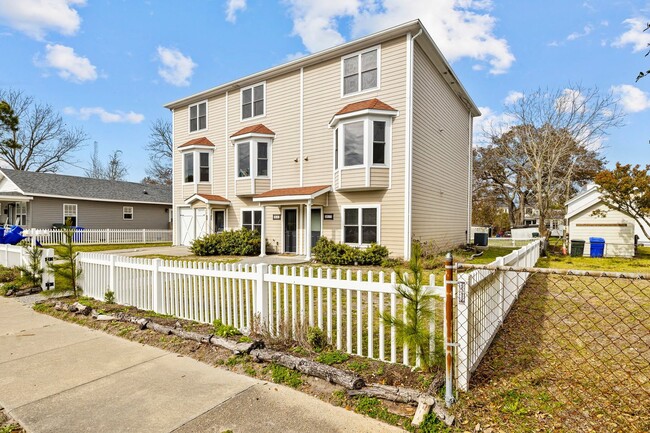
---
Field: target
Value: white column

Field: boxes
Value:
[305,199,312,260]
[260,206,267,257]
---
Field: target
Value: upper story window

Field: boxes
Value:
[335,118,390,169]
[241,83,265,120]
[342,47,379,96]
[189,101,207,132]
[236,141,271,179]
[183,150,212,183]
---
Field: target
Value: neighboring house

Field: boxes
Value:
[165,20,480,259]
[521,207,565,237]
[0,169,172,230]
[565,183,650,258]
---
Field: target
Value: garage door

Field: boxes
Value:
[196,208,207,240]
[179,208,193,246]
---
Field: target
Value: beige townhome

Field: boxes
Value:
[165,19,480,259]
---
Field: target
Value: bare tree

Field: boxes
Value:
[84,144,128,181]
[143,118,172,185]
[0,89,88,172]
[488,85,623,237]
[84,141,105,179]
[635,22,649,82]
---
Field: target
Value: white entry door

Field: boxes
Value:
[179,208,194,246]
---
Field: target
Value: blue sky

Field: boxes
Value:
[0,0,649,181]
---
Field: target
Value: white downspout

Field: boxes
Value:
[468,110,473,244]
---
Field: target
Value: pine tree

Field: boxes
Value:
[16,245,43,289]
[48,222,82,297]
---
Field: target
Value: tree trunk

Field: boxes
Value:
[250,348,364,390]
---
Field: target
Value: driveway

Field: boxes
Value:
[0,297,403,433]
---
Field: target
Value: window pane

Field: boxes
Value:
[362,208,377,225]
[344,56,358,75]
[257,159,268,176]
[334,131,339,170]
[253,100,264,116]
[253,85,264,101]
[344,208,358,225]
[190,118,197,132]
[242,88,252,104]
[200,152,209,166]
[343,121,364,166]
[343,75,358,95]
[361,50,377,71]
[361,69,377,90]
[200,167,209,182]
[190,105,197,119]
[373,142,385,164]
[242,103,252,119]
[344,226,359,244]
[257,142,267,158]
[184,153,194,182]
[198,102,206,116]
[198,115,206,130]
[373,121,385,142]
[361,226,377,244]
[243,211,252,226]
[238,143,250,177]
[254,210,262,225]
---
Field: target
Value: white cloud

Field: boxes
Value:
[0,0,85,40]
[37,44,97,82]
[567,24,593,41]
[225,0,247,23]
[503,90,523,105]
[284,0,515,75]
[611,84,650,113]
[64,107,145,124]
[156,46,196,87]
[612,17,650,52]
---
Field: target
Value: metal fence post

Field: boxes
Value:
[152,259,163,314]
[444,253,455,407]
[255,264,269,329]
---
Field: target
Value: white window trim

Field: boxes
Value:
[340,45,381,98]
[63,203,78,226]
[341,204,381,247]
[123,206,134,221]
[188,100,208,134]
[240,82,266,122]
[213,209,227,233]
[240,207,264,232]
[282,206,299,254]
[234,138,272,181]
[182,149,213,184]
[15,202,27,226]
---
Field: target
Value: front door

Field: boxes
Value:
[214,210,225,233]
[284,209,297,254]
[311,208,322,249]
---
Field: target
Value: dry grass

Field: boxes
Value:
[454,272,650,433]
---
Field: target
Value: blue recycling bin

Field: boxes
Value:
[73,226,85,242]
[3,225,25,245]
[0,227,5,244]
[589,237,605,258]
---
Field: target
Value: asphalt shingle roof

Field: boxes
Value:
[0,169,172,204]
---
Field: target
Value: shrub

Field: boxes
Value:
[213,319,242,338]
[191,229,261,256]
[306,326,327,352]
[104,290,115,303]
[312,237,390,266]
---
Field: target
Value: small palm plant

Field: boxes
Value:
[16,245,43,289]
[382,242,435,371]
[48,220,82,297]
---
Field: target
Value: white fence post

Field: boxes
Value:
[109,254,116,297]
[41,248,55,291]
[142,229,146,244]
[151,259,163,314]
[255,264,269,328]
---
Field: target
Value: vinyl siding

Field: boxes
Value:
[411,42,471,250]
[568,202,635,257]
[29,197,169,230]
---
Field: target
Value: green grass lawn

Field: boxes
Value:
[537,246,650,273]
[53,242,172,255]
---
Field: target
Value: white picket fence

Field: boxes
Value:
[27,229,172,245]
[77,252,447,366]
[455,239,542,390]
[0,244,56,291]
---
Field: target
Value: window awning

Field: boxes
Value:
[252,185,331,203]
[230,124,275,141]
[178,137,215,149]
[184,193,231,206]
[329,98,398,127]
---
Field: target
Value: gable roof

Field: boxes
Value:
[0,169,172,205]
[253,185,331,202]
[178,137,215,148]
[164,20,480,117]
[231,124,275,138]
[335,98,397,115]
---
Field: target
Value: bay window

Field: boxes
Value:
[334,117,391,169]
[343,206,379,245]
[184,153,194,183]
[237,142,251,178]
[183,150,212,184]
[236,140,271,179]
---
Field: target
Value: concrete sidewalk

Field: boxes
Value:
[0,297,403,433]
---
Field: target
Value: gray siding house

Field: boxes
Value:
[0,169,172,229]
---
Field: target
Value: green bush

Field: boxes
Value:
[213,319,242,338]
[306,326,328,352]
[191,228,261,256]
[104,290,115,304]
[312,237,389,266]
[316,350,350,365]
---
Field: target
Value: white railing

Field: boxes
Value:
[77,252,446,367]
[455,239,542,391]
[487,237,537,248]
[27,229,172,245]
[0,244,56,291]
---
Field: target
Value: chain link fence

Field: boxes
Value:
[454,265,650,433]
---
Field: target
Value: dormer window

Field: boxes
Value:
[342,46,380,96]
[241,83,265,120]
[189,101,207,132]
